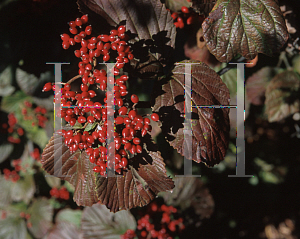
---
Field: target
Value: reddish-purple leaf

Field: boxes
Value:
[41,134,98,206]
[95,150,174,212]
[153,60,230,166]
[202,0,288,62]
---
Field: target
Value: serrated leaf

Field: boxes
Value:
[0,143,14,163]
[0,66,15,97]
[202,0,288,63]
[0,214,27,239]
[192,0,216,16]
[11,174,36,204]
[77,0,175,48]
[153,60,230,166]
[41,134,98,206]
[16,68,39,95]
[55,209,82,228]
[95,150,174,212]
[81,204,136,239]
[44,221,82,239]
[246,67,283,105]
[27,198,53,238]
[77,0,176,65]
[265,70,300,122]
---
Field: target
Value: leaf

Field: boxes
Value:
[45,175,61,189]
[84,122,97,132]
[265,70,300,122]
[159,177,214,218]
[32,96,54,111]
[41,134,98,206]
[16,69,53,96]
[77,0,176,63]
[77,0,175,47]
[246,67,283,105]
[55,209,82,228]
[95,149,174,212]
[0,143,14,163]
[44,221,82,239]
[0,66,15,97]
[11,174,36,204]
[153,60,230,166]
[165,0,191,12]
[81,204,136,239]
[202,0,288,63]
[0,213,27,239]
[2,90,30,113]
[0,175,13,207]
[192,0,216,16]
[27,198,53,238]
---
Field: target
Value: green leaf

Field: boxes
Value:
[44,221,81,239]
[27,198,53,238]
[0,213,27,239]
[153,60,230,166]
[81,204,136,239]
[84,122,97,132]
[45,175,61,188]
[11,174,36,204]
[41,134,98,206]
[30,128,49,149]
[0,143,14,163]
[265,70,300,122]
[55,209,82,228]
[202,0,288,62]
[0,175,13,207]
[0,66,15,97]
[2,91,29,113]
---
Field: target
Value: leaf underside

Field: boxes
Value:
[153,60,230,166]
[202,0,288,62]
[265,70,300,122]
[41,133,174,212]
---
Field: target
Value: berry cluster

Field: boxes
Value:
[30,147,41,161]
[50,186,70,200]
[171,6,204,28]
[22,101,48,128]
[3,168,20,182]
[120,229,137,239]
[43,15,160,176]
[19,212,32,228]
[1,113,23,144]
[135,203,185,239]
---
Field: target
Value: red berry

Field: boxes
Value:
[131,94,139,104]
[151,113,159,121]
[133,137,141,145]
[43,83,52,92]
[181,6,189,13]
[85,25,92,35]
[78,116,86,124]
[69,27,78,35]
[118,25,126,34]
[81,14,88,24]
[61,33,70,41]
[103,54,110,61]
[119,106,127,115]
[75,18,83,26]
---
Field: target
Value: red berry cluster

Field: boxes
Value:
[50,186,70,200]
[43,15,161,176]
[19,212,32,228]
[30,147,41,161]
[121,229,137,239]
[1,113,23,144]
[171,6,205,28]
[21,101,48,128]
[135,203,185,239]
[3,168,20,182]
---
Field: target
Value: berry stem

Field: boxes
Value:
[67,75,81,84]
